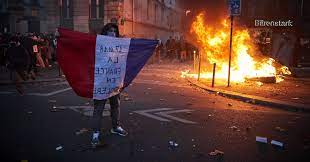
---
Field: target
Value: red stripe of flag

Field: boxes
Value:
[57,28,96,98]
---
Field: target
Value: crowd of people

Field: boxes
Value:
[0,30,198,95]
[152,36,198,63]
[0,32,57,94]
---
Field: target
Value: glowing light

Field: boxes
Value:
[181,12,291,83]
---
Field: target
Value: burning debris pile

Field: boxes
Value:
[181,12,291,83]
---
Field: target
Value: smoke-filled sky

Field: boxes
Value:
[182,0,229,25]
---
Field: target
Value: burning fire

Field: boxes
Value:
[182,13,291,83]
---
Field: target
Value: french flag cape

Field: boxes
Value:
[57,28,158,99]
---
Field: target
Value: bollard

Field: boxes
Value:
[212,63,216,87]
[197,52,201,81]
[193,51,196,72]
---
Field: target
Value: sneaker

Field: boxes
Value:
[110,126,128,137]
[91,132,100,147]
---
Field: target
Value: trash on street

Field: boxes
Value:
[56,145,63,151]
[76,128,89,135]
[209,149,224,156]
[256,136,268,144]
[229,126,238,131]
[48,99,57,103]
[271,140,284,148]
[169,141,179,148]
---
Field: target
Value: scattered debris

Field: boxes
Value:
[209,149,224,156]
[56,145,63,151]
[228,103,233,107]
[256,136,268,144]
[169,141,179,148]
[256,81,263,86]
[229,126,238,131]
[247,76,276,83]
[76,128,89,135]
[271,140,284,148]
[172,91,178,94]
[48,99,57,103]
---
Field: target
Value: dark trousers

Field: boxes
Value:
[92,94,120,131]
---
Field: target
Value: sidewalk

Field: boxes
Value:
[187,77,310,112]
[143,62,310,112]
[0,64,65,85]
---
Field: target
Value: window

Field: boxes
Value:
[90,0,104,19]
[61,0,72,19]
[161,6,164,22]
[147,0,150,20]
[66,0,70,18]
[154,3,158,23]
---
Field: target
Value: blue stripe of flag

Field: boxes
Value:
[124,38,158,87]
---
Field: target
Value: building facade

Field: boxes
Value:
[0,0,49,33]
[0,0,185,42]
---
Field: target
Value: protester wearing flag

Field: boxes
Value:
[91,23,127,146]
[57,23,158,146]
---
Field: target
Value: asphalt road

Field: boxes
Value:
[1,66,310,162]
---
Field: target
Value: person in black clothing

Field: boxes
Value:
[20,35,36,80]
[6,36,30,95]
[91,23,128,147]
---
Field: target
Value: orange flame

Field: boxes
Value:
[182,13,290,83]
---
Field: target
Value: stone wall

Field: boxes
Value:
[73,0,90,32]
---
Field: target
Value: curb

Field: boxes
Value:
[0,78,65,85]
[187,78,310,113]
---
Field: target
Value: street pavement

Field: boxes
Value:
[1,65,310,162]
